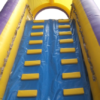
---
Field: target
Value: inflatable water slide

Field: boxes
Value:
[0,0,100,100]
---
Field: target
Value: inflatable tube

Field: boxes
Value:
[0,0,28,99]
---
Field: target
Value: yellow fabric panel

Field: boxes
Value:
[60,48,75,53]
[73,0,100,87]
[0,0,28,99]
[28,0,72,18]
[27,49,42,54]
[54,0,72,11]
[17,90,37,97]
[58,25,70,29]
[24,60,41,66]
[29,40,43,44]
[61,59,78,65]
[60,39,73,44]
[71,12,100,100]
[32,3,70,18]
[59,31,72,36]
[32,25,44,29]
[33,20,45,23]
[58,19,69,23]
[28,0,49,15]
[50,0,54,4]
[0,0,27,68]
[31,32,43,36]
[21,73,39,80]
[71,0,100,99]
[73,16,100,100]
[62,72,81,79]
[63,88,84,96]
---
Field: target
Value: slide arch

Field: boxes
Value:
[32,3,71,18]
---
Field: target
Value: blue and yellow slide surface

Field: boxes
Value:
[0,0,100,100]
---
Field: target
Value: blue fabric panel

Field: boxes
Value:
[3,20,91,100]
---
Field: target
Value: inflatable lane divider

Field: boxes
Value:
[58,19,69,23]
[59,31,72,35]
[17,90,37,97]
[58,25,70,29]
[61,59,78,65]
[33,20,45,23]
[24,60,41,66]
[31,32,43,36]
[63,88,84,96]
[59,39,73,44]
[29,40,43,44]
[21,73,39,80]
[32,25,44,29]
[62,72,81,79]
[60,48,75,53]
[27,49,42,54]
